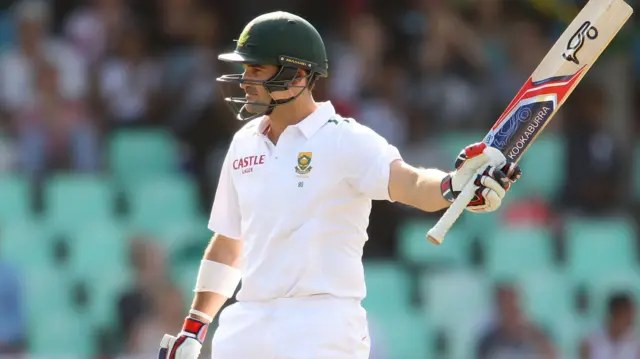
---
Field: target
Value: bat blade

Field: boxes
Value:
[484,0,632,163]
[427,0,633,245]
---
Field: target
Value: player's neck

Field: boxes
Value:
[266,98,319,144]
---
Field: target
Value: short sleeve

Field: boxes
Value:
[343,123,402,201]
[208,145,242,240]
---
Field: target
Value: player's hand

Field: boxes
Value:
[158,317,209,359]
[441,142,522,213]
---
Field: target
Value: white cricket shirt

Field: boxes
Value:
[208,102,402,302]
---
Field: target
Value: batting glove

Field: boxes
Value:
[441,142,522,213]
[159,317,209,359]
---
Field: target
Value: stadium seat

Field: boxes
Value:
[128,176,200,231]
[548,312,594,359]
[154,216,210,249]
[30,308,95,357]
[0,220,53,271]
[517,269,573,331]
[171,262,201,311]
[459,210,500,241]
[109,129,180,186]
[419,270,490,331]
[44,174,115,231]
[23,268,73,327]
[397,218,470,268]
[373,309,434,359]
[0,174,30,224]
[67,220,130,280]
[362,261,412,321]
[84,270,132,328]
[565,217,638,283]
[484,225,555,280]
[516,134,566,199]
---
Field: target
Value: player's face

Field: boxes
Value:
[240,64,279,113]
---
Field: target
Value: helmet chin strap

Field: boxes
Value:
[264,92,303,116]
[233,67,316,121]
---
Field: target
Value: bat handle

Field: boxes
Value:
[427,146,505,245]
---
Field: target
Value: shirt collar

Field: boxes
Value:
[255,101,336,138]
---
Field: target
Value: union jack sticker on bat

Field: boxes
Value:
[427,0,633,245]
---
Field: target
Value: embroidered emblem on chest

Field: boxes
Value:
[295,152,312,176]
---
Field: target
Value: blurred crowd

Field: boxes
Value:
[0,0,639,358]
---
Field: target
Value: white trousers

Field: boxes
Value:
[211,296,371,359]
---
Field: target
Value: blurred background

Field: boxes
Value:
[0,0,639,358]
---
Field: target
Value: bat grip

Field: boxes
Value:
[427,146,505,245]
[426,171,480,245]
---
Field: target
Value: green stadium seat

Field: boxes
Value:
[398,218,470,267]
[459,210,501,241]
[516,134,566,199]
[548,312,594,359]
[31,308,95,357]
[171,262,200,311]
[419,270,490,331]
[109,129,180,186]
[84,270,132,328]
[446,320,487,359]
[517,269,573,330]
[154,217,210,248]
[362,261,412,321]
[128,176,199,231]
[0,174,30,223]
[44,174,115,230]
[484,225,555,280]
[0,220,53,271]
[67,220,130,279]
[565,217,638,283]
[372,309,434,359]
[23,268,72,326]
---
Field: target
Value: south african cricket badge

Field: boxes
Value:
[295,152,312,176]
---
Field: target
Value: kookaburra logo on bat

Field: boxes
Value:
[562,21,599,64]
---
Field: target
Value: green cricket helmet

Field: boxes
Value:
[217,11,329,121]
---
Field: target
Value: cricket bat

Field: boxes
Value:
[427,0,633,245]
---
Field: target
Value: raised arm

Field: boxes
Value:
[388,143,522,214]
[388,160,450,212]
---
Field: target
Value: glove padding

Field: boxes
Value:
[159,317,209,359]
[441,142,522,213]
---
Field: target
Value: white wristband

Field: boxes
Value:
[194,259,241,297]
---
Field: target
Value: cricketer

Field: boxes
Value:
[158,11,522,359]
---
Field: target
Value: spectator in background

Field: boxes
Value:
[561,82,625,215]
[357,57,409,150]
[118,237,168,344]
[580,292,640,359]
[118,237,185,357]
[161,7,240,206]
[409,0,491,129]
[157,0,196,49]
[328,12,388,116]
[127,284,184,356]
[0,259,26,355]
[63,0,132,66]
[162,8,219,132]
[0,0,87,113]
[97,24,161,127]
[12,61,100,177]
[476,284,557,359]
